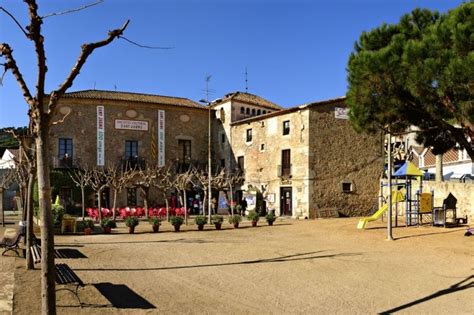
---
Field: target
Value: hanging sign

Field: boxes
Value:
[115,119,149,131]
[158,110,165,166]
[97,106,105,166]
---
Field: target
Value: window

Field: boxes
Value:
[283,120,290,135]
[281,149,291,176]
[246,108,250,115]
[125,140,138,158]
[127,188,137,206]
[246,129,252,142]
[240,107,245,114]
[178,139,192,161]
[260,144,265,151]
[342,180,353,193]
[257,109,261,115]
[237,156,244,172]
[252,109,256,116]
[221,133,225,144]
[58,138,73,158]
[263,110,267,114]
[220,159,225,168]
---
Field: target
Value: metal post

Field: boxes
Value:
[387,132,394,240]
[208,102,212,223]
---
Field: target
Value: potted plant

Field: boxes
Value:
[170,216,184,232]
[211,214,224,230]
[228,214,242,228]
[125,216,139,234]
[83,219,94,235]
[247,210,260,227]
[265,213,276,226]
[101,218,116,234]
[194,215,207,231]
[149,217,161,233]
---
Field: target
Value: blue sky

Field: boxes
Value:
[0,0,465,127]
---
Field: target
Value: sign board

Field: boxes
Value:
[96,106,105,166]
[335,107,349,120]
[158,110,165,166]
[115,119,149,131]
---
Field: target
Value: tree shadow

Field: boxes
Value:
[58,238,216,246]
[91,282,156,309]
[395,228,462,240]
[379,275,473,314]
[75,251,361,272]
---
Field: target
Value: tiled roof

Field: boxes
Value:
[60,90,205,109]
[211,91,282,110]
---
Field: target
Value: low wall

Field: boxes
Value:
[380,180,473,222]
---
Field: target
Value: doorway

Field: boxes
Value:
[280,187,292,216]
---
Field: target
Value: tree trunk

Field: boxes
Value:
[183,189,187,225]
[81,186,86,221]
[112,189,117,220]
[144,188,149,219]
[163,193,169,221]
[0,188,4,227]
[97,189,102,222]
[229,184,234,216]
[26,169,35,270]
[436,154,443,182]
[36,122,56,314]
[22,184,27,221]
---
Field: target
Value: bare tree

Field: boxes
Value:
[106,163,135,220]
[68,164,93,220]
[88,166,110,221]
[0,1,128,311]
[213,169,244,216]
[136,164,160,219]
[152,165,174,221]
[174,168,194,224]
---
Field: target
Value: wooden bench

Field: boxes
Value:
[1,226,25,257]
[30,242,84,305]
[316,207,339,218]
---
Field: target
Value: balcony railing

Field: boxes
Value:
[277,164,292,177]
[121,156,146,170]
[52,156,80,169]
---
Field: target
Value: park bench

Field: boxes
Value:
[1,225,25,257]
[316,207,339,218]
[30,242,85,305]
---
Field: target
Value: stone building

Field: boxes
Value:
[49,89,381,217]
[50,90,209,207]
[212,94,382,218]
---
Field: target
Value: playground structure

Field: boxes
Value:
[357,161,467,229]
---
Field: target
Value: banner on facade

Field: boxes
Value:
[115,119,149,131]
[334,107,349,119]
[158,110,165,166]
[97,106,105,166]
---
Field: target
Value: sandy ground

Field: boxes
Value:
[9,217,474,314]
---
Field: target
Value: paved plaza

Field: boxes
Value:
[2,218,473,314]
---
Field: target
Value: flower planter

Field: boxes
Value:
[152,225,159,233]
[84,227,92,235]
[267,221,274,226]
[233,222,239,228]
[129,226,135,234]
[174,225,181,232]
[251,221,258,227]
[103,227,112,234]
[197,224,204,231]
[214,223,222,230]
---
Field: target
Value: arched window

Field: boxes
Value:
[240,107,244,114]
[252,109,256,116]
[246,108,250,115]
[257,109,261,115]
[263,110,266,114]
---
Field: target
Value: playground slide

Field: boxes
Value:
[357,191,405,229]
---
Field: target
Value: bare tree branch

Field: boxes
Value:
[0,44,34,105]
[50,108,71,125]
[118,36,174,50]
[47,19,130,113]
[41,0,104,19]
[0,6,29,37]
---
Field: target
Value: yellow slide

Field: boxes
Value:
[357,190,405,229]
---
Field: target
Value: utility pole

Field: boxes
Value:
[200,75,213,222]
[387,131,394,241]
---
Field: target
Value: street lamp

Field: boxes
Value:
[199,99,212,222]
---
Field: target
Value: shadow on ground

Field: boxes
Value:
[75,251,361,272]
[379,275,474,314]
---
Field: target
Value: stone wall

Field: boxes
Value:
[308,102,382,217]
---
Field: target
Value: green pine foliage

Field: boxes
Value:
[0,127,27,148]
[347,3,473,160]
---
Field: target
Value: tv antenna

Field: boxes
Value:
[202,75,214,103]
[244,67,248,93]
